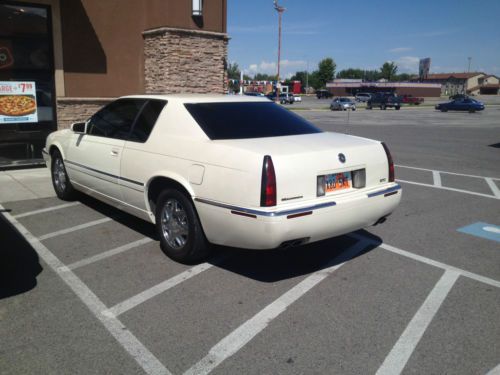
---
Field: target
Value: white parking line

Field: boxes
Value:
[14,202,81,218]
[486,363,500,375]
[0,204,172,375]
[183,239,369,375]
[485,178,500,198]
[64,237,154,270]
[432,171,442,187]
[375,270,460,375]
[103,257,226,318]
[396,179,499,200]
[396,164,500,180]
[349,233,500,289]
[38,217,112,241]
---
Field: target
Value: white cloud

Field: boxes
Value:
[388,47,412,53]
[395,56,420,73]
[245,60,307,76]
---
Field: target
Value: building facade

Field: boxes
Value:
[422,73,500,96]
[0,0,228,167]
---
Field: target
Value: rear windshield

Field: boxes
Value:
[184,102,322,140]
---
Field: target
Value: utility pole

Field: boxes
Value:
[306,60,309,93]
[273,0,285,102]
[467,57,472,72]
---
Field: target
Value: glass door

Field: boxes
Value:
[0,2,56,167]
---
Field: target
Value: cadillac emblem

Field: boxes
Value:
[338,153,346,163]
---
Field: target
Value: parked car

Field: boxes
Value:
[400,95,424,105]
[293,95,302,102]
[355,93,372,102]
[330,97,356,111]
[449,94,469,100]
[266,92,294,104]
[367,92,401,110]
[44,94,401,263]
[435,98,485,113]
[244,92,265,97]
[316,89,333,99]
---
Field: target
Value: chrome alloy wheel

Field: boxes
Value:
[53,158,67,192]
[160,198,189,249]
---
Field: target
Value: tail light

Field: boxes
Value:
[381,142,395,182]
[260,155,276,207]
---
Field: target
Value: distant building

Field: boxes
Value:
[421,73,499,96]
[326,81,441,97]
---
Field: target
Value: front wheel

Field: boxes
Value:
[381,104,386,110]
[395,106,401,110]
[51,150,77,200]
[156,189,209,264]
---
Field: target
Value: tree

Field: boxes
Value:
[253,73,277,81]
[395,73,411,81]
[290,71,308,87]
[380,62,398,81]
[308,70,321,90]
[336,68,365,79]
[317,58,336,88]
[227,62,240,80]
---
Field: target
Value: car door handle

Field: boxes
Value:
[110,148,119,157]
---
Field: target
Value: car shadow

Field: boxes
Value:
[208,230,381,283]
[74,193,382,283]
[75,193,158,240]
[0,214,43,300]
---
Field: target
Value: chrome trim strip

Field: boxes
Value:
[367,184,401,198]
[194,198,336,217]
[65,160,144,187]
[42,148,49,155]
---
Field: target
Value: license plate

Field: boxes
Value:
[325,172,351,193]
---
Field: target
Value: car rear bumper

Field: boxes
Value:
[194,183,402,249]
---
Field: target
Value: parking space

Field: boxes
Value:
[1,108,499,375]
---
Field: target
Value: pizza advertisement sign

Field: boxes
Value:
[0,81,38,124]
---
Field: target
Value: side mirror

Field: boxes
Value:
[71,122,86,134]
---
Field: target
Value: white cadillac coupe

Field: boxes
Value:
[43,95,401,263]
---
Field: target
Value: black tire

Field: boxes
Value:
[155,189,209,264]
[51,150,77,200]
[381,104,386,110]
[469,109,475,113]
[441,108,448,112]
[366,104,372,110]
[395,106,401,110]
[352,107,356,111]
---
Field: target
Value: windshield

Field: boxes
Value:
[185,102,322,140]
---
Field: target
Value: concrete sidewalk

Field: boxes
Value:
[0,167,54,203]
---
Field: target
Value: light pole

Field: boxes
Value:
[273,0,285,102]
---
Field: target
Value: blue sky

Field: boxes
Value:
[227,0,500,78]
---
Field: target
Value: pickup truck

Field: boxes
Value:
[400,95,424,105]
[366,93,402,110]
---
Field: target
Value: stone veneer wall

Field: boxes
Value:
[143,27,228,94]
[56,98,113,130]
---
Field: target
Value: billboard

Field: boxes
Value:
[419,58,431,81]
[0,81,38,124]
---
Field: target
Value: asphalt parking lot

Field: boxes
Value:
[1,105,499,375]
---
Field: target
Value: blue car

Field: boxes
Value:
[435,98,485,113]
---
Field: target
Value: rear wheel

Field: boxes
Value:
[155,189,209,264]
[381,104,386,110]
[469,109,475,113]
[395,106,401,110]
[441,108,448,112]
[51,150,76,200]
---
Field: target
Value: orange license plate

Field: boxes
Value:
[325,172,351,193]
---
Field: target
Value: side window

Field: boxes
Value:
[128,100,167,143]
[87,99,145,140]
